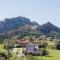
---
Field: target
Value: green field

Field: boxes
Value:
[11,48,60,60]
[0,43,60,60]
[34,49,60,60]
[0,44,6,52]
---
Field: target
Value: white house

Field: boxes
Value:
[26,42,39,53]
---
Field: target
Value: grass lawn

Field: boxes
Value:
[12,48,60,60]
[0,44,4,49]
[10,48,26,60]
[33,49,60,60]
[0,44,6,52]
[0,43,60,60]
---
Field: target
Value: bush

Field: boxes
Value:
[0,51,12,59]
[42,49,48,56]
[39,42,48,48]
[25,52,40,56]
[54,41,60,50]
[0,42,3,44]
[4,44,14,49]
[25,49,48,56]
[0,52,7,59]
[55,42,60,50]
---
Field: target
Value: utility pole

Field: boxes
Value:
[41,52,42,60]
[7,37,10,60]
[6,32,11,60]
[40,50,43,60]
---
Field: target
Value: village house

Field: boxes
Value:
[26,42,39,53]
[46,37,52,41]
[17,40,29,47]
[16,39,40,54]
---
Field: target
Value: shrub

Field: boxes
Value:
[0,52,7,59]
[55,42,60,50]
[0,51,12,60]
[39,42,48,48]
[25,49,48,56]
[42,49,48,56]
[4,44,14,49]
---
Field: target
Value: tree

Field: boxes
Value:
[55,41,60,50]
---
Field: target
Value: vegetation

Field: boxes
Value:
[0,16,60,41]
[0,16,60,60]
[55,41,60,50]
[33,49,60,60]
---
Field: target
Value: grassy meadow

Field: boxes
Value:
[34,49,60,60]
[0,40,60,60]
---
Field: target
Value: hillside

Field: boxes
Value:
[37,22,60,38]
[0,16,39,33]
[0,16,60,39]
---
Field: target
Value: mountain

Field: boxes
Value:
[0,16,39,33]
[37,22,60,38]
[0,16,60,39]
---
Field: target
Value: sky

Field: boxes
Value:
[0,0,60,27]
